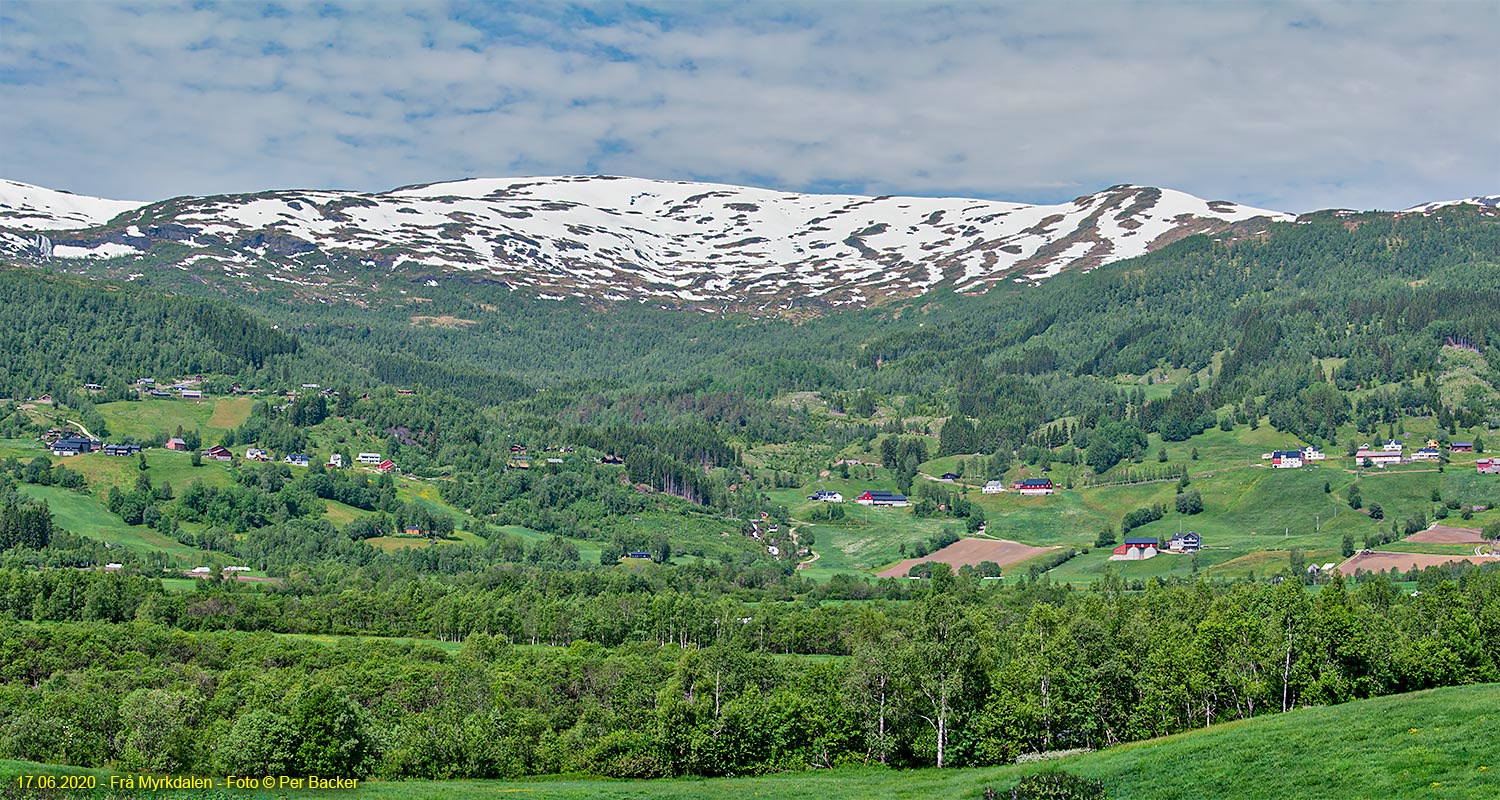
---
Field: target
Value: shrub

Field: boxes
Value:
[1001,770,1107,800]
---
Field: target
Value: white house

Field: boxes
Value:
[1302,446,1326,461]
[1355,449,1402,467]
[982,480,1007,494]
[1271,450,1303,468]
[356,452,382,464]
[1411,447,1442,462]
[1382,439,1404,452]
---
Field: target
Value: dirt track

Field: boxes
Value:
[1405,525,1489,544]
[1336,550,1497,575]
[877,538,1057,579]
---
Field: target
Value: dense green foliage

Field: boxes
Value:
[0,566,1495,780]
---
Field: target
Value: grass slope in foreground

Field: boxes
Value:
[2,684,1495,799]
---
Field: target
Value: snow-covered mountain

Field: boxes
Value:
[1,175,1295,309]
[1401,195,1500,214]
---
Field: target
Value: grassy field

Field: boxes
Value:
[17,484,220,562]
[2,683,1494,798]
[95,396,253,442]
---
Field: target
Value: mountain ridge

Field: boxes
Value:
[1,175,1494,310]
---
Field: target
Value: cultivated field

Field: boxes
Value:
[1337,550,1499,575]
[1406,525,1491,544]
[876,537,1058,578]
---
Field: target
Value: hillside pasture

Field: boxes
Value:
[95,396,252,441]
[17,484,214,561]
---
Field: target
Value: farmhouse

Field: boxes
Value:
[355,453,382,464]
[806,490,843,502]
[204,445,233,462]
[1271,450,1303,468]
[51,436,100,456]
[1354,449,1402,467]
[982,480,1006,494]
[1301,446,1326,460]
[245,448,269,461]
[403,525,422,536]
[856,490,909,507]
[327,454,343,467]
[625,551,652,560]
[284,453,311,467]
[1111,537,1159,560]
[1382,439,1404,452]
[1411,447,1442,462]
[940,472,960,481]
[103,444,141,457]
[376,459,397,474]
[1012,478,1054,495]
[149,390,172,398]
[165,437,188,451]
[1450,442,1474,452]
[1168,531,1202,552]
[1477,459,1500,475]
[180,389,203,400]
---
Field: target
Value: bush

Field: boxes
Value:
[1120,504,1164,534]
[1001,770,1107,800]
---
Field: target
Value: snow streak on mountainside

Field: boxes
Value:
[1401,195,1500,213]
[0,176,1294,309]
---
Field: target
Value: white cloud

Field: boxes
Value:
[0,1,1494,212]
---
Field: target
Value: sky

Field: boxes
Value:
[1,1,1495,213]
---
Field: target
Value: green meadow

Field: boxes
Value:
[94,396,254,441]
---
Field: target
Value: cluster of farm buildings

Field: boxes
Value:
[1110,532,1202,561]
[1261,440,1495,473]
[45,433,397,474]
[806,476,1060,509]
